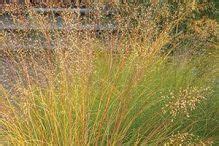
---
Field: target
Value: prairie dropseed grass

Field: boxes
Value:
[0,2,218,145]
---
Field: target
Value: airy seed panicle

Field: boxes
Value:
[162,86,212,118]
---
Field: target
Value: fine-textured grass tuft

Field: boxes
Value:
[0,3,218,145]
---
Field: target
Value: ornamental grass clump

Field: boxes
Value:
[0,2,218,145]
